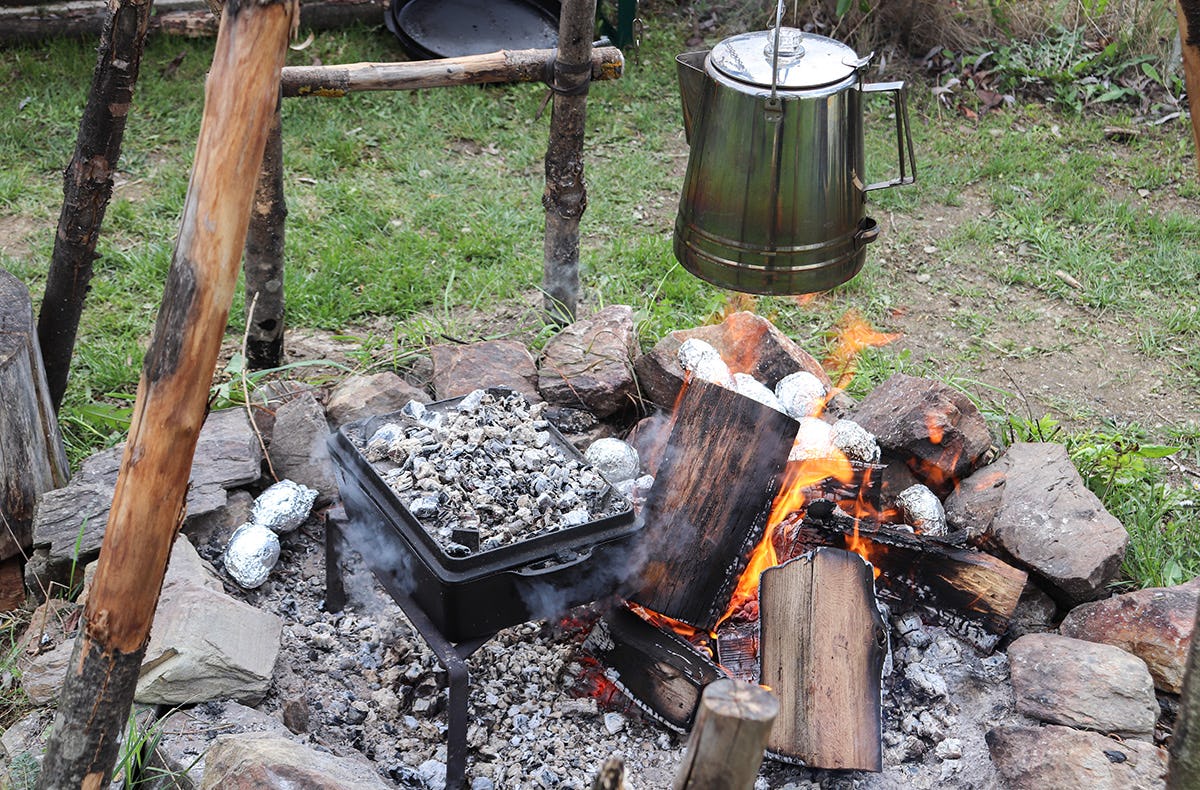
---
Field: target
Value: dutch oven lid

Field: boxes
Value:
[709,28,867,89]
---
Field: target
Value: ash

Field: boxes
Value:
[355,390,625,556]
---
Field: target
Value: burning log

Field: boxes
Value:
[673,678,778,790]
[715,621,758,684]
[787,502,1027,649]
[631,378,799,631]
[583,606,725,732]
[760,548,886,771]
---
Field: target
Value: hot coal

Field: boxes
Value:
[354,390,628,555]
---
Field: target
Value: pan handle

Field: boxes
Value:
[862,80,917,192]
[515,547,595,577]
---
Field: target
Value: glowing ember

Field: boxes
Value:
[926,412,946,445]
[627,603,714,657]
[823,309,901,390]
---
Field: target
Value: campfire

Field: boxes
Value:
[319,309,1035,785]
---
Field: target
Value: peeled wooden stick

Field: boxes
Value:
[281,46,624,97]
[673,678,779,790]
[36,0,296,785]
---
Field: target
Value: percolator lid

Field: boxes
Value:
[709,28,868,90]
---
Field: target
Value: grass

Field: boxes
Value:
[1,10,1197,588]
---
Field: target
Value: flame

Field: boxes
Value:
[926,413,945,445]
[627,603,715,657]
[823,309,901,389]
[844,523,883,579]
[720,450,858,624]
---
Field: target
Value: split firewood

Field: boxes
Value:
[632,378,799,631]
[673,678,779,790]
[785,502,1027,649]
[760,548,886,771]
[583,605,725,732]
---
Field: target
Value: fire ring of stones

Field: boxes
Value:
[355,389,626,556]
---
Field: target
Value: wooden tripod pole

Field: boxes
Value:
[541,0,597,323]
[1178,0,1200,176]
[36,0,296,785]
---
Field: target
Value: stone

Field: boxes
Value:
[184,489,254,562]
[199,732,393,789]
[986,724,1167,790]
[326,371,431,427]
[946,443,1128,605]
[136,578,283,705]
[155,700,295,786]
[848,373,992,496]
[537,305,639,418]
[268,391,338,504]
[1007,633,1158,738]
[633,311,831,410]
[1060,576,1200,693]
[247,379,316,439]
[431,339,539,401]
[28,409,262,595]
[0,707,55,778]
[18,639,74,705]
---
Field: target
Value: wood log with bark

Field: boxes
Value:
[541,0,596,322]
[631,378,799,631]
[1177,0,1200,176]
[0,270,70,568]
[35,0,296,784]
[782,501,1027,649]
[35,0,154,412]
[281,46,624,97]
[672,678,779,790]
[760,548,886,771]
[243,106,286,370]
[0,0,380,42]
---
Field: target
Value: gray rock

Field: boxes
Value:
[199,733,393,789]
[268,391,338,504]
[1060,576,1200,693]
[986,724,1166,790]
[326,371,431,427]
[848,373,992,497]
[184,489,254,560]
[136,542,282,705]
[419,758,448,790]
[18,638,73,705]
[155,700,294,786]
[538,305,638,418]
[431,339,540,401]
[1007,633,1158,738]
[633,311,831,410]
[947,443,1128,605]
[28,409,262,595]
[0,707,55,778]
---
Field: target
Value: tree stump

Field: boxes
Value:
[0,270,70,567]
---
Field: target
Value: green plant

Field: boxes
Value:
[112,709,201,788]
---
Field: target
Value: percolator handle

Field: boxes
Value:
[862,81,917,192]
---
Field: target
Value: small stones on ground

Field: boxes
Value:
[604,711,626,734]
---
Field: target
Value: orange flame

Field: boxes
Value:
[823,309,902,389]
[926,413,945,445]
[627,603,715,657]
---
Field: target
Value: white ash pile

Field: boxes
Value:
[354,389,628,556]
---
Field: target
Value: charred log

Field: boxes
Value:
[784,502,1027,648]
[631,378,799,631]
[583,605,725,732]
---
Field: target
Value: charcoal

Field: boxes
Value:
[354,390,626,555]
